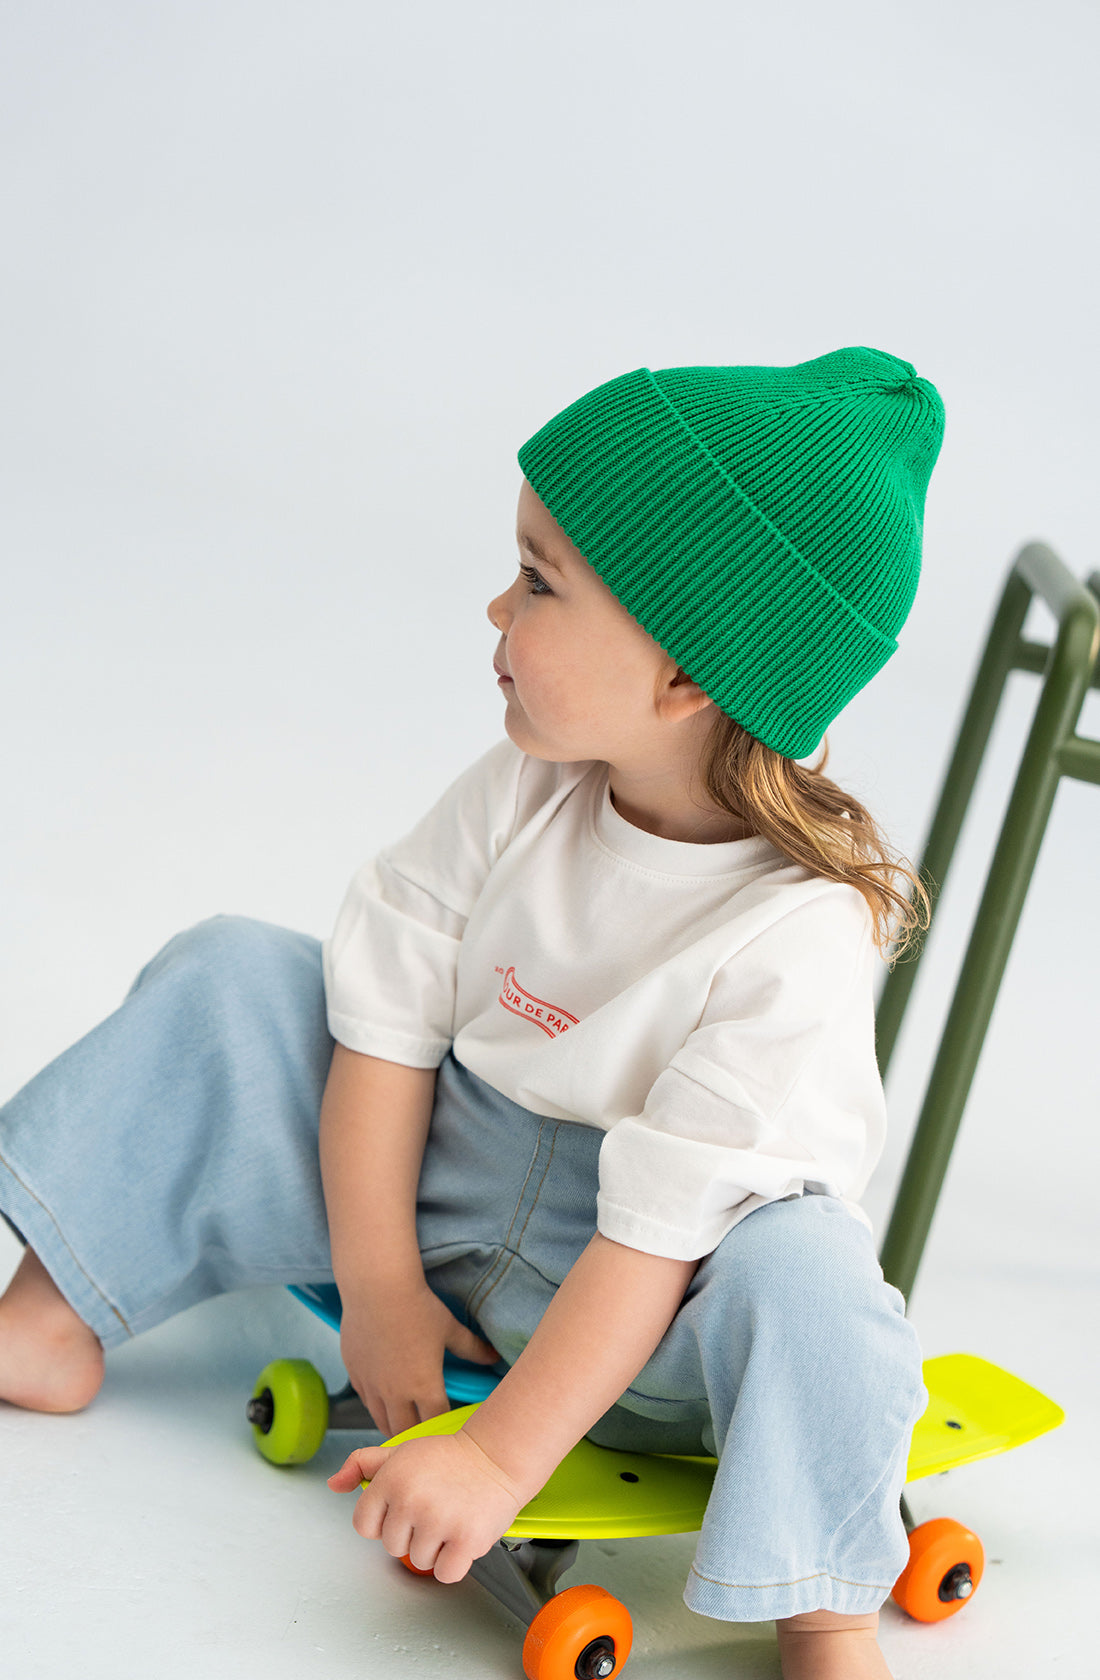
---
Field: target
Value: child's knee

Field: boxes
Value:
[129,916,316,1013]
[696,1196,922,1393]
[132,914,266,984]
[704,1195,876,1304]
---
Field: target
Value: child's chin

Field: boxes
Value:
[501,715,578,764]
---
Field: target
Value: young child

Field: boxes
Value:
[0,347,944,1679]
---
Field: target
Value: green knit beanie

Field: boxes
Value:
[516,346,945,759]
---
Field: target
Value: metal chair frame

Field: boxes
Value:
[875,543,1100,1300]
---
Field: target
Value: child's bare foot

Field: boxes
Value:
[776,1609,892,1680]
[0,1246,104,1411]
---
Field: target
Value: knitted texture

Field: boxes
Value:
[517,346,945,758]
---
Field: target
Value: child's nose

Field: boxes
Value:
[487,586,512,633]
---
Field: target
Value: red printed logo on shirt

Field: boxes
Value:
[497,966,579,1039]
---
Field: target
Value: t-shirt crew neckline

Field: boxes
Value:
[591,766,781,878]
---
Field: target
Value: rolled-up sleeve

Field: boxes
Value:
[596,889,884,1259]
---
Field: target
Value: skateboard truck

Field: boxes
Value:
[471,1540,618,1680]
[472,1538,578,1624]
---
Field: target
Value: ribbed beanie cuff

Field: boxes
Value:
[517,348,945,759]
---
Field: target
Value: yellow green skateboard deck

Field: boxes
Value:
[382,1352,1064,1541]
[905,1352,1064,1480]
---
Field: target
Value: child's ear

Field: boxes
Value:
[657,666,715,721]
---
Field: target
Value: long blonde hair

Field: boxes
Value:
[700,712,929,962]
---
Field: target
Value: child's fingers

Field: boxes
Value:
[327,1444,391,1490]
[448,1323,501,1366]
[373,1395,420,1439]
[408,1536,444,1575]
[353,1365,450,1436]
[414,1385,452,1425]
[432,1536,476,1584]
[352,1482,386,1542]
[326,1459,367,1492]
[379,1508,415,1560]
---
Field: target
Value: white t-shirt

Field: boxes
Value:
[323,738,886,1261]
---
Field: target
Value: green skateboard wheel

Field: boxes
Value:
[249,1359,330,1464]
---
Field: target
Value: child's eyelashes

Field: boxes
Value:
[519,563,553,596]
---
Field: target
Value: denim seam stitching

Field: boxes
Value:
[0,1147,131,1334]
[455,1241,570,1301]
[466,1119,551,1316]
[469,1123,560,1321]
[688,1564,894,1592]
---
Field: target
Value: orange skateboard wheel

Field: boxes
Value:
[522,1583,633,1680]
[400,1553,436,1578]
[892,1517,985,1621]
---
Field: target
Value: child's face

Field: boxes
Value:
[487,479,697,768]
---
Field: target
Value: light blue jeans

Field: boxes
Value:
[0,916,926,1621]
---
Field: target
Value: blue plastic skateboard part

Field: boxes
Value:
[287,1281,348,1329]
[288,1282,502,1405]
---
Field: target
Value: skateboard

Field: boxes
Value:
[247,1283,1063,1679]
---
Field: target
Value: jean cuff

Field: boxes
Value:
[684,1562,891,1622]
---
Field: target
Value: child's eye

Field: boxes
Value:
[519,563,553,596]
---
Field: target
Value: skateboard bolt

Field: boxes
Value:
[938,1563,973,1602]
[575,1636,617,1678]
[247,1390,275,1433]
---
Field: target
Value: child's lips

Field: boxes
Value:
[493,661,513,684]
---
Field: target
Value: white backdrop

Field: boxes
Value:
[3,0,1097,1256]
[1,4,1097,1675]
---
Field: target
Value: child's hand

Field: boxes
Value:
[327,1428,532,1583]
[339,1283,499,1439]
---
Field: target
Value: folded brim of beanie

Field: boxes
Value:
[518,366,909,760]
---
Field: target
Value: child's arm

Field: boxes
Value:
[318,1044,499,1437]
[329,1232,697,1580]
[463,1232,698,1488]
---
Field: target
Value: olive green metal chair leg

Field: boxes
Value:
[876,546,1100,1301]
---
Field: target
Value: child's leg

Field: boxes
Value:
[774,1608,892,1680]
[597,1194,925,1670]
[0,1242,104,1411]
[0,915,337,1403]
